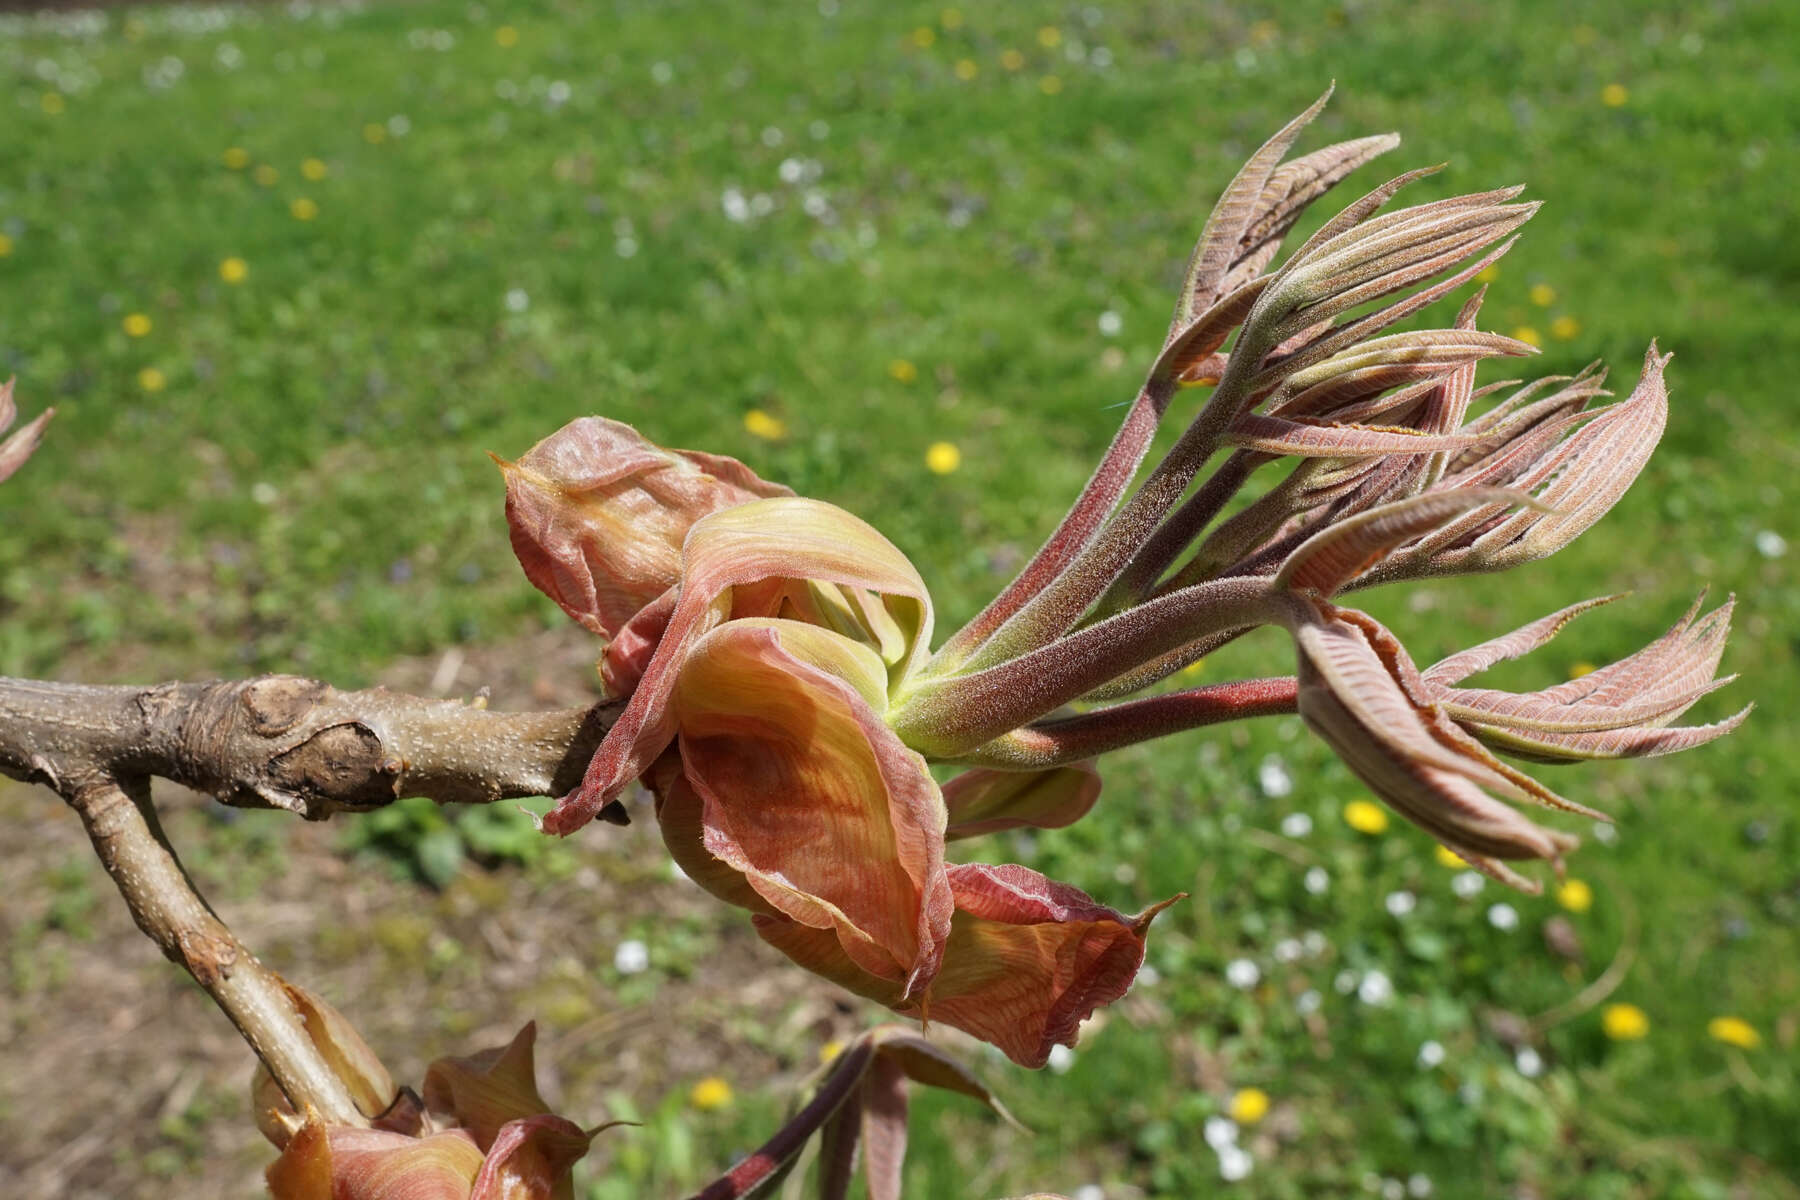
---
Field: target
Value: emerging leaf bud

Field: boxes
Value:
[1285,597,1591,891]
[1423,592,1749,761]
[263,1022,599,1200]
[498,417,789,641]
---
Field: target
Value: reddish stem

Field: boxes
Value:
[954,677,1300,768]
[894,577,1275,756]
[929,379,1173,671]
[690,1041,876,1200]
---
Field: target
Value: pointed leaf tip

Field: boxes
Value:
[0,402,53,485]
[422,1022,557,1153]
[1133,891,1187,934]
[1276,487,1538,596]
[1174,86,1339,323]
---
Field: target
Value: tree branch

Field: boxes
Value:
[0,674,618,818]
[0,672,621,1127]
[59,773,370,1126]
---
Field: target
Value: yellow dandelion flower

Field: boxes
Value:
[1178,657,1206,678]
[1601,1002,1649,1041]
[888,359,918,384]
[495,25,519,47]
[1037,25,1062,48]
[1434,844,1467,869]
[819,1039,846,1064]
[1568,660,1596,679]
[954,58,979,81]
[253,164,279,187]
[0,234,12,258]
[219,257,249,284]
[137,366,166,393]
[1601,83,1629,108]
[1476,264,1500,284]
[1248,19,1280,46]
[41,92,65,116]
[222,146,251,170]
[1556,878,1593,913]
[940,8,963,30]
[363,122,388,144]
[290,196,320,221]
[742,408,786,441]
[301,157,329,181]
[1039,74,1064,95]
[1511,325,1542,348]
[1529,283,1556,307]
[122,312,152,338]
[911,26,936,49]
[1228,1087,1270,1125]
[1707,1016,1760,1050]
[1550,315,1582,341]
[1344,800,1389,835]
[1000,48,1026,71]
[689,1076,733,1111]
[925,441,962,475]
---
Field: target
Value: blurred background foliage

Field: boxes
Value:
[1,1,1796,1197]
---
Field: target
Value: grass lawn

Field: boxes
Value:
[2,1,1797,1196]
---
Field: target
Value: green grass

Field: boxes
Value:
[3,1,1797,1196]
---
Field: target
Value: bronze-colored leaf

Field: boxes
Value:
[1430,594,1748,761]
[421,1024,553,1153]
[1210,132,1403,300]
[468,1114,595,1200]
[1224,413,1478,458]
[544,496,934,834]
[1423,595,1625,686]
[498,418,789,640]
[1276,488,1534,596]
[1173,86,1335,324]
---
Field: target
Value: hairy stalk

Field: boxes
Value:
[952,677,1299,769]
[690,1039,877,1200]
[928,377,1177,672]
[927,93,1439,677]
[1097,449,1266,612]
[893,576,1274,756]
[1081,625,1255,701]
[927,92,1365,674]
[947,354,1270,675]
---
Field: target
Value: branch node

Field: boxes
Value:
[243,676,330,735]
[178,927,240,987]
[269,721,401,818]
